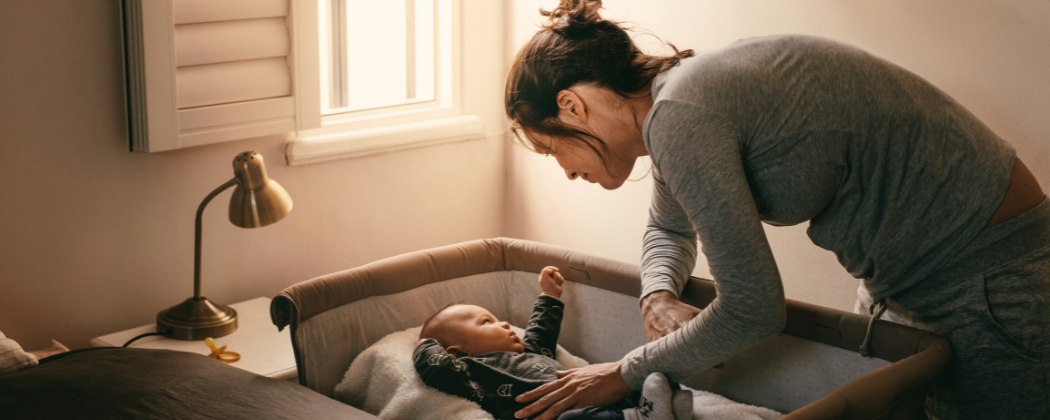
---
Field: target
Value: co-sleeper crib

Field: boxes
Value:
[270,238,950,420]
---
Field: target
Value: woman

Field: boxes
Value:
[504,1,1049,420]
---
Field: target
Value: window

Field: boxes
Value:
[123,0,486,160]
[320,0,449,115]
[285,0,483,166]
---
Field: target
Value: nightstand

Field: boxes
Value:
[90,297,297,380]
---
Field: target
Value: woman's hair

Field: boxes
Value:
[505,0,693,161]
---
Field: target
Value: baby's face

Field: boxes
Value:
[439,305,525,357]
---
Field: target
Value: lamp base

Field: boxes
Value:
[157,297,238,341]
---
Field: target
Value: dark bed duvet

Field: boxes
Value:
[0,347,373,420]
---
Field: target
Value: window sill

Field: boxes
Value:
[284,115,485,166]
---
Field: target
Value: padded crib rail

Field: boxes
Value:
[272,238,951,419]
[270,237,641,330]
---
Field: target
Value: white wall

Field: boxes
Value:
[0,0,507,350]
[2,0,1046,351]
[505,0,1050,312]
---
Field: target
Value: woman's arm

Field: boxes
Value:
[621,99,786,389]
[517,100,787,419]
[639,168,699,302]
[639,168,702,342]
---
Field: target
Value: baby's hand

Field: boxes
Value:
[539,266,565,299]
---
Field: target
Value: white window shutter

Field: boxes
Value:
[122,0,320,152]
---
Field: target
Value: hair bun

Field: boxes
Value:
[541,0,603,35]
[552,14,571,31]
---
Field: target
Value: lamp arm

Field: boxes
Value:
[193,177,241,300]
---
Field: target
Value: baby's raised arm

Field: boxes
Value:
[538,266,565,299]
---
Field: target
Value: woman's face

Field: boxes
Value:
[532,84,650,190]
[537,133,633,190]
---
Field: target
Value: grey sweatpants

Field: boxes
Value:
[857,197,1050,419]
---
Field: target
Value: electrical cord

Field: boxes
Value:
[122,328,173,347]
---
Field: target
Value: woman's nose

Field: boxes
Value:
[565,170,578,180]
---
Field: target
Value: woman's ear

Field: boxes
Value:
[556,89,587,124]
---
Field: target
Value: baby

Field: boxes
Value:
[413,266,692,420]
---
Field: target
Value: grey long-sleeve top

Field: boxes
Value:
[620,35,1014,389]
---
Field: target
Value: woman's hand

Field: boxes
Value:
[641,291,701,342]
[514,362,633,420]
[640,291,725,370]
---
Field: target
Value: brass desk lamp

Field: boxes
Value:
[157,151,293,340]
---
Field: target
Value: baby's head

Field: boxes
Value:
[420,303,525,358]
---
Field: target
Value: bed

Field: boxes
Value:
[0,347,375,419]
[270,238,951,420]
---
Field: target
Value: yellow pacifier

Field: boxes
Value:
[205,337,241,363]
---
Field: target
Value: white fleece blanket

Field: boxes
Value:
[333,327,781,420]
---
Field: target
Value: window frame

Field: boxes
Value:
[285,0,485,166]
[319,0,446,116]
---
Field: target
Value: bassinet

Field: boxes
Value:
[270,238,950,419]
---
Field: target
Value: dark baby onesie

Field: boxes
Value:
[413,295,635,420]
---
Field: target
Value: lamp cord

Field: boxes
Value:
[122,328,173,348]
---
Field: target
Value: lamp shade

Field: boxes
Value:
[228,151,293,228]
